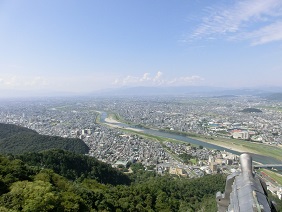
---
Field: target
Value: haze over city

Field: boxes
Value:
[1,0,282,97]
[1,1,282,210]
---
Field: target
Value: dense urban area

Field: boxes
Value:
[0,95,282,200]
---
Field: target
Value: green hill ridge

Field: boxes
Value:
[0,123,89,154]
[0,150,230,211]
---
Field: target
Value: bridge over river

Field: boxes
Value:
[254,164,282,169]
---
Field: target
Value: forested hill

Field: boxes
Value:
[0,150,230,211]
[240,108,262,113]
[0,123,37,139]
[17,149,131,185]
[0,123,89,154]
[0,150,281,211]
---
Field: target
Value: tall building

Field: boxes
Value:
[208,155,215,164]
[210,162,217,173]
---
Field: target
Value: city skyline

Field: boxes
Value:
[1,0,282,97]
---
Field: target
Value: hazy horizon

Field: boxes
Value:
[1,0,282,97]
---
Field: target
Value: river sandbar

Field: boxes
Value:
[194,137,258,154]
[104,117,121,124]
[104,119,144,132]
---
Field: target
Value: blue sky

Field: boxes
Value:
[1,0,282,96]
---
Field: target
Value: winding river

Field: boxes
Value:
[100,112,282,165]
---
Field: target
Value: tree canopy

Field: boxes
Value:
[0,123,89,154]
[0,150,231,211]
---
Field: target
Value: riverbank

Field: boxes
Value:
[100,111,282,163]
[194,136,258,154]
[104,117,120,124]
[157,128,259,154]
[103,116,252,154]
[195,136,282,161]
[157,127,282,161]
[104,117,144,132]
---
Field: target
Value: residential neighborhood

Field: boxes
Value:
[0,96,281,199]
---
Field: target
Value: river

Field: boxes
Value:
[100,112,282,165]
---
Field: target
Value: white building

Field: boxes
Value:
[232,131,249,140]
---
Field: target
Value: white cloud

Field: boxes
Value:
[0,76,49,89]
[189,0,282,45]
[114,72,204,87]
[0,74,114,93]
[2,76,18,87]
[140,73,151,82]
[24,76,49,87]
[245,21,282,45]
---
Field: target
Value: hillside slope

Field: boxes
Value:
[0,151,230,211]
[0,123,37,139]
[0,123,89,154]
[18,149,131,185]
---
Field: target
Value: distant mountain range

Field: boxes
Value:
[2,86,282,99]
[258,92,282,101]
[90,86,282,97]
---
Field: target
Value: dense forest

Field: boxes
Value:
[0,123,89,154]
[17,149,131,185]
[0,123,37,139]
[0,150,228,211]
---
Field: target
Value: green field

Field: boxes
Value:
[196,136,282,161]
[259,105,282,112]
[259,169,282,186]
